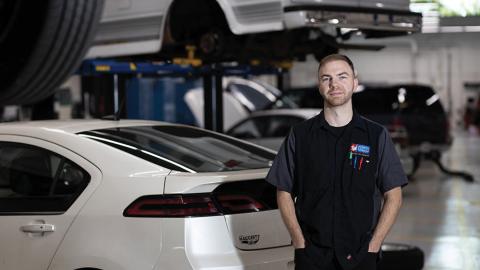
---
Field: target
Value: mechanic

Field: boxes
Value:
[266,54,407,270]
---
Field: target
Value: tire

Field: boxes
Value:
[0,0,104,105]
[199,28,226,58]
[378,243,424,270]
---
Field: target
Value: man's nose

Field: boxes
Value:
[329,77,339,87]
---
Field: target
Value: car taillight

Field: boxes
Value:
[216,194,266,214]
[124,195,220,217]
[124,193,267,218]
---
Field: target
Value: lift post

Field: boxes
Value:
[202,73,213,130]
[215,68,223,133]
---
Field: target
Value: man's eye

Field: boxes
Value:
[339,75,348,80]
[321,78,330,83]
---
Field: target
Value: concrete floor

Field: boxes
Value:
[386,131,480,270]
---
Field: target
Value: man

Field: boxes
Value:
[266,54,407,270]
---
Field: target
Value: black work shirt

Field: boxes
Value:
[267,115,407,194]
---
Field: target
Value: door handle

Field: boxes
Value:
[20,224,55,233]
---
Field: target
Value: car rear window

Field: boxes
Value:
[78,125,275,173]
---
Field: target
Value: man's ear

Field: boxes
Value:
[353,77,359,91]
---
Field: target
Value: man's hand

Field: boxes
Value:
[277,189,305,249]
[368,240,382,253]
[292,236,306,249]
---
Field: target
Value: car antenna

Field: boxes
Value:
[102,96,125,121]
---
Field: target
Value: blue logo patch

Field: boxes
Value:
[357,145,370,155]
[350,144,370,156]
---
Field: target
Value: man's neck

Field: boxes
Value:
[323,104,353,127]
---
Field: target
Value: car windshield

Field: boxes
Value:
[78,125,275,173]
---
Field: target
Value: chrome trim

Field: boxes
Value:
[298,10,421,32]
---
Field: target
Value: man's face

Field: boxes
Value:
[318,60,358,108]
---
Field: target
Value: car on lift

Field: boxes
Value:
[0,119,294,270]
[87,0,422,63]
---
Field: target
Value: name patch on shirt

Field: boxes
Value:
[350,144,370,156]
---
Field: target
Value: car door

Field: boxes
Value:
[0,135,101,270]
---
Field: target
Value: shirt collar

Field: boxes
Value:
[315,110,366,131]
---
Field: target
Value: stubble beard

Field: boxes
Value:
[325,95,349,107]
[323,89,353,108]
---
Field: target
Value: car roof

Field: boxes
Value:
[0,119,178,135]
[248,109,321,118]
[0,119,275,175]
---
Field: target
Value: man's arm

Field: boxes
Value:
[369,186,403,252]
[277,189,305,249]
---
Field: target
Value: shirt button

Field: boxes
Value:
[347,254,352,260]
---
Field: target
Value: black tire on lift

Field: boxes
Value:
[0,0,104,105]
[378,243,425,270]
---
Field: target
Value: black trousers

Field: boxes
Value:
[294,248,378,270]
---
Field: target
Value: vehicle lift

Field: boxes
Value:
[80,56,289,133]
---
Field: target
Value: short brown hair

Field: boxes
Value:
[317,54,356,77]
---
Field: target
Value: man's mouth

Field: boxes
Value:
[328,91,343,96]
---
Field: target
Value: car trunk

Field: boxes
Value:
[164,170,292,250]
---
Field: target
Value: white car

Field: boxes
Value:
[88,0,421,61]
[0,120,293,270]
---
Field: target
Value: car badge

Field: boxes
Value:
[239,234,260,245]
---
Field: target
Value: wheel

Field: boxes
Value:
[198,29,226,57]
[378,243,424,270]
[0,0,104,105]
